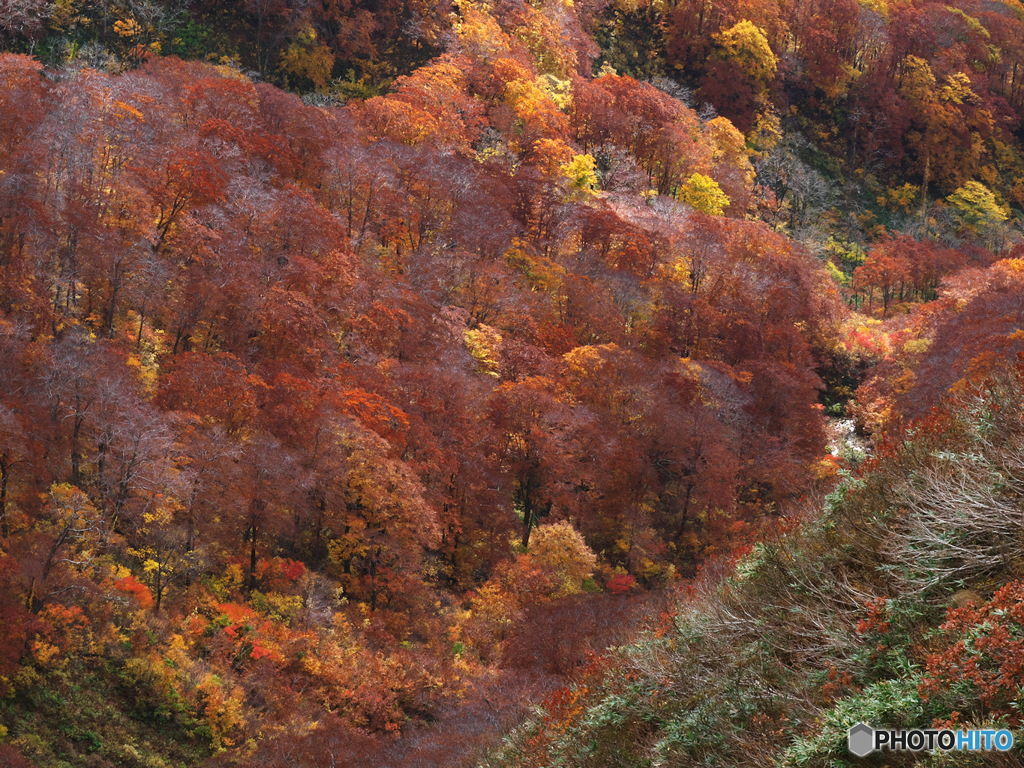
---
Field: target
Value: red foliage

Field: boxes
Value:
[0,556,33,678]
[920,582,1024,724]
[156,351,261,433]
[0,44,900,764]
[0,744,32,768]
[113,575,155,611]
[502,595,642,677]
[855,597,891,636]
[606,574,637,594]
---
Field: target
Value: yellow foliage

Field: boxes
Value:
[47,483,98,520]
[47,0,89,33]
[947,180,1009,232]
[44,483,103,555]
[638,555,676,585]
[280,33,336,90]
[469,582,519,627]
[197,675,246,750]
[528,521,598,596]
[826,261,848,286]
[262,593,304,624]
[748,110,782,156]
[30,642,61,669]
[530,137,574,175]
[113,17,141,38]
[464,326,503,377]
[559,153,599,195]
[504,241,565,293]
[452,1,511,60]
[900,56,937,103]
[713,21,777,86]
[945,6,990,38]
[112,101,144,121]
[857,0,889,17]
[1000,0,1024,16]
[501,76,569,148]
[814,457,840,481]
[514,6,577,76]
[879,183,920,213]
[213,60,251,82]
[678,173,730,215]
[903,338,931,355]
[142,495,180,528]
[536,73,572,110]
[706,117,747,165]
[212,563,245,598]
[940,72,978,105]
[706,116,755,189]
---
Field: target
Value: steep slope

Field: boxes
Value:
[0,47,841,765]
[483,348,1024,767]
[1,0,1023,760]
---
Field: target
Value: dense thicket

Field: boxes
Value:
[0,39,841,764]
[483,352,1024,768]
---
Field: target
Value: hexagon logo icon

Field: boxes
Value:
[848,722,875,757]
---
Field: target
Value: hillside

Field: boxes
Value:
[0,0,1023,763]
[483,353,1024,767]
[0,50,840,768]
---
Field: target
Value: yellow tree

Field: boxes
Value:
[280,28,336,90]
[126,496,198,613]
[679,173,730,215]
[714,20,777,87]
[28,484,104,611]
[697,21,778,130]
[560,153,600,197]
[527,521,598,596]
[947,181,1009,231]
[947,181,1011,250]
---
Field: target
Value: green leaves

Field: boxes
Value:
[781,678,925,766]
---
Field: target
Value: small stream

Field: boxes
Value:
[826,417,870,462]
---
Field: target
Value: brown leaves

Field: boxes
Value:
[156,352,261,434]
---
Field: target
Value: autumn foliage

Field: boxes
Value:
[0,0,1021,758]
[921,583,1024,725]
[0,39,851,762]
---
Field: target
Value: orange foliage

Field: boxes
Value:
[113,575,155,610]
[921,582,1024,725]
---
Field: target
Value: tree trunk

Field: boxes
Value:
[0,458,9,539]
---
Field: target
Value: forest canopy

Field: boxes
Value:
[0,0,1022,761]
